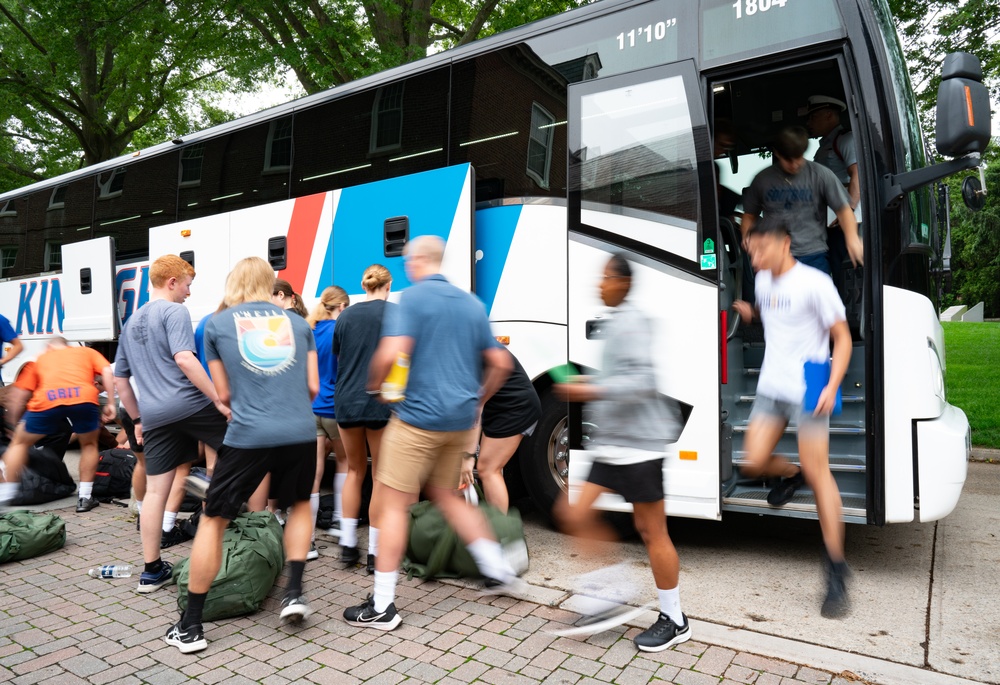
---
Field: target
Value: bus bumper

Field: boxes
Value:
[915,403,971,522]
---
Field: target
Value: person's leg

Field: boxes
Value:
[553,480,617,542]
[476,434,523,514]
[798,428,844,560]
[339,425,368,553]
[141,471,176,562]
[632,501,681,617]
[365,427,384,562]
[133,452,147,502]
[166,513,228,653]
[162,462,191,534]
[0,426,43,503]
[248,474,270,512]
[74,429,102,508]
[740,415,796,480]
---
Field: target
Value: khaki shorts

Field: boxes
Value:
[376,416,475,494]
[315,415,339,440]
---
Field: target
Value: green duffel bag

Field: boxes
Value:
[0,510,66,563]
[402,487,529,581]
[174,511,284,620]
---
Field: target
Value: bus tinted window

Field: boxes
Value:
[575,74,699,226]
[22,177,96,274]
[450,48,567,202]
[179,121,291,221]
[0,196,28,278]
[93,155,178,260]
[526,0,694,82]
[701,0,843,66]
[292,68,450,198]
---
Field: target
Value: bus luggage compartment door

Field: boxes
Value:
[60,237,118,341]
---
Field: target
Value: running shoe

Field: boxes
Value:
[341,545,360,567]
[164,620,207,654]
[767,470,805,506]
[160,524,193,549]
[76,497,99,513]
[633,612,692,652]
[325,518,341,538]
[137,561,175,594]
[183,471,211,500]
[821,558,851,618]
[479,574,529,598]
[279,594,313,624]
[343,595,401,631]
[306,543,319,561]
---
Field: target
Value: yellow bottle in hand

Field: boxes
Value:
[381,352,410,402]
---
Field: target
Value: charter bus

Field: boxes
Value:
[0,0,991,526]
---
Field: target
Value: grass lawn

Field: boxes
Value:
[942,321,1000,449]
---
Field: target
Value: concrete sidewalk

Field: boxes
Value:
[1,501,987,685]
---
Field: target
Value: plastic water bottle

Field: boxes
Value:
[87,564,133,579]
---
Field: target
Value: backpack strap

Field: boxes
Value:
[832,130,845,164]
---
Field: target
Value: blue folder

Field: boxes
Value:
[803,360,843,415]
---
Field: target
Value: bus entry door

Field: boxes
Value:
[566,61,722,520]
[60,237,119,341]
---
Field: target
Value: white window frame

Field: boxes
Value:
[179,143,205,187]
[98,167,126,199]
[369,83,405,153]
[526,102,555,189]
[264,117,293,172]
[48,185,67,210]
[0,199,16,218]
[43,240,61,271]
[0,246,17,278]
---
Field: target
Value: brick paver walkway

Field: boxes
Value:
[1,503,859,685]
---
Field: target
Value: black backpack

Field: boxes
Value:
[92,448,137,500]
[2,444,76,506]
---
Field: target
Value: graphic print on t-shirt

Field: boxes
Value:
[235,312,295,374]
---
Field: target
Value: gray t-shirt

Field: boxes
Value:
[814,126,857,186]
[205,302,316,449]
[114,299,211,431]
[743,160,850,256]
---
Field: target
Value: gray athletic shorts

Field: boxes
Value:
[749,395,829,437]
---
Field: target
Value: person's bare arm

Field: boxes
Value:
[835,205,863,267]
[0,337,23,366]
[4,385,30,432]
[367,336,413,392]
[207,359,231,409]
[479,347,512,408]
[740,212,758,249]
[99,365,117,423]
[846,163,860,210]
[815,320,852,416]
[177,350,231,420]
[306,350,319,401]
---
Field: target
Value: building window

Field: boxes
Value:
[98,167,127,198]
[370,83,404,153]
[179,143,205,186]
[48,185,68,210]
[0,246,16,277]
[43,241,61,271]
[265,116,293,171]
[526,103,555,188]
[0,199,15,218]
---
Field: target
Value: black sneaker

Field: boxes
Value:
[279,594,313,624]
[822,559,851,618]
[76,496,99,513]
[343,595,401,631]
[160,524,193,549]
[366,553,375,575]
[633,612,692,652]
[341,545,360,567]
[164,620,207,654]
[137,560,175,594]
[767,470,805,506]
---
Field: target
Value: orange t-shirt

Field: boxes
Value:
[14,347,110,412]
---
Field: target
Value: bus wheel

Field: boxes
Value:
[519,389,595,521]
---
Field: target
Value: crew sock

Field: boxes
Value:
[333,473,347,520]
[287,560,306,598]
[657,586,684,626]
[182,591,207,629]
[340,518,359,548]
[368,527,379,556]
[373,570,397,612]
[78,482,94,500]
[162,511,177,533]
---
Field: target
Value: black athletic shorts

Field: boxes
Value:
[587,458,665,503]
[338,419,389,431]
[142,403,227,476]
[204,440,316,520]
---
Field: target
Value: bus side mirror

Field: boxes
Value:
[935,52,991,157]
[961,176,986,212]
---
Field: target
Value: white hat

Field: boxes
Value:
[806,95,846,114]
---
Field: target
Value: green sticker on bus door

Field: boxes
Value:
[700,254,717,270]
[703,238,715,254]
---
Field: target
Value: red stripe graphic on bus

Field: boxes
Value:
[282,193,327,293]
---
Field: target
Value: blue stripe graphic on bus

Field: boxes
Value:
[321,164,470,295]
[474,205,521,317]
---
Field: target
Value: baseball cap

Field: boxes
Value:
[806,95,846,114]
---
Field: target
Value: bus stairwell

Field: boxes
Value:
[721,334,868,523]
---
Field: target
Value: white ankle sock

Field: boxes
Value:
[657,586,684,626]
[310,492,320,526]
[340,518,359,548]
[373,570,397,613]
[0,481,18,504]
[333,473,347,520]
[162,511,177,533]
[135,500,143,513]
[78,482,93,499]
[368,527,379,556]
[467,538,513,582]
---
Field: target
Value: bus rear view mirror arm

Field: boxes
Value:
[881,154,981,211]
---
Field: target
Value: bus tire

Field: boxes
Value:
[518,388,569,522]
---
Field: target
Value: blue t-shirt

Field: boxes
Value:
[0,314,16,344]
[385,274,497,431]
[205,302,317,449]
[312,318,338,418]
[194,312,213,378]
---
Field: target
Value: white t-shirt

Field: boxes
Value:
[755,262,846,404]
